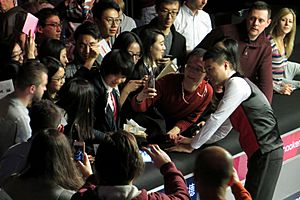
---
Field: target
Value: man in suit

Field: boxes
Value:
[75,49,134,133]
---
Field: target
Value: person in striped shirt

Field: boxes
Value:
[269,8,300,95]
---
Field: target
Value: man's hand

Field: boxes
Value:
[175,135,193,144]
[83,42,100,69]
[143,144,171,168]
[167,144,194,153]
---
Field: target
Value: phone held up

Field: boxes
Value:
[73,141,85,162]
[139,149,152,163]
[146,75,155,89]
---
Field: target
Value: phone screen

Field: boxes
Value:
[74,142,85,162]
[139,150,152,163]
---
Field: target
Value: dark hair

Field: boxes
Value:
[194,146,233,188]
[203,47,237,71]
[95,130,144,185]
[140,28,165,59]
[0,35,23,81]
[112,31,143,56]
[249,1,271,19]
[38,38,65,60]
[74,21,101,41]
[15,61,48,91]
[57,78,94,141]
[92,0,120,21]
[29,100,62,134]
[35,8,59,27]
[101,49,134,77]
[40,56,62,82]
[22,128,84,190]
[0,35,21,66]
[214,37,240,71]
[185,48,206,63]
[21,1,54,15]
[155,0,180,9]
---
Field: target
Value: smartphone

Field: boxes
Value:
[73,141,85,162]
[147,75,155,89]
[139,149,152,163]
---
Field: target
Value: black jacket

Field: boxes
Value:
[74,67,121,133]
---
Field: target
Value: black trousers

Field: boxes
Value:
[245,147,283,200]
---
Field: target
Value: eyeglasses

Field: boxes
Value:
[45,23,62,28]
[185,64,206,73]
[128,51,141,59]
[159,9,178,17]
[104,17,122,25]
[52,75,65,82]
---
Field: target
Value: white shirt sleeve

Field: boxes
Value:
[191,77,251,149]
[206,118,232,144]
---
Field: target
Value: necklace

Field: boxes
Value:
[181,82,208,104]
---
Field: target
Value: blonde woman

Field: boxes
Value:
[269,8,300,95]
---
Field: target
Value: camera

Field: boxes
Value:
[73,141,85,162]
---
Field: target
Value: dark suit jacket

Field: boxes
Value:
[132,17,187,68]
[74,67,121,133]
[0,6,27,39]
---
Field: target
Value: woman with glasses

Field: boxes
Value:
[41,56,65,103]
[131,48,213,143]
[0,32,36,81]
[112,31,145,108]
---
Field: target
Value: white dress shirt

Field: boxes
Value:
[191,72,252,149]
[101,77,119,113]
[174,3,212,51]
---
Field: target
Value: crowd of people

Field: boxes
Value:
[0,0,299,199]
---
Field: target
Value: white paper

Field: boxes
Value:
[0,79,15,99]
[98,39,111,57]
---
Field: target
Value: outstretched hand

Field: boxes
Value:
[175,135,193,145]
